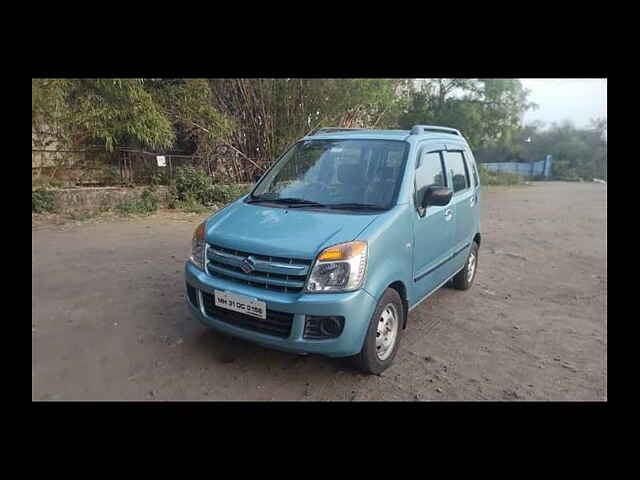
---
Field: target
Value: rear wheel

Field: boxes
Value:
[351,288,404,375]
[452,241,479,290]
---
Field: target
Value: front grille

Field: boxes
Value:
[205,243,312,293]
[186,283,199,307]
[201,290,294,338]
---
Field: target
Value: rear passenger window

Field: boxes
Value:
[415,151,446,210]
[445,151,470,193]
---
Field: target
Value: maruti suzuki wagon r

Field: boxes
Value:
[185,125,481,374]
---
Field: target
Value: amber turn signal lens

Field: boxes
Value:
[318,241,367,261]
[194,222,205,241]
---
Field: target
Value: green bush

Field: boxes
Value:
[152,171,169,186]
[32,177,66,190]
[116,186,160,216]
[169,167,213,205]
[168,167,250,209]
[210,184,251,203]
[32,190,57,213]
[173,193,210,213]
[478,166,524,186]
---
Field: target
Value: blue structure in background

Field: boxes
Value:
[543,154,552,178]
[481,155,553,178]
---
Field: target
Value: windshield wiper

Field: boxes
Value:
[248,197,383,210]
[248,196,327,207]
[247,194,275,203]
[270,197,322,204]
[275,198,329,208]
[325,203,386,210]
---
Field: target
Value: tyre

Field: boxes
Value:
[452,241,479,290]
[351,288,404,375]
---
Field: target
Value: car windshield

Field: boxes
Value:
[250,139,409,210]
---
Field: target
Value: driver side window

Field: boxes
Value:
[415,150,446,215]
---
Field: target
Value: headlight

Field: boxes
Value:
[305,241,367,292]
[190,221,206,270]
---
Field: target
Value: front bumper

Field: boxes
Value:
[184,261,378,357]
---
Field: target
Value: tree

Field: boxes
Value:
[589,118,607,179]
[145,78,234,167]
[208,78,405,181]
[483,119,608,180]
[32,79,177,152]
[32,78,235,154]
[397,78,537,149]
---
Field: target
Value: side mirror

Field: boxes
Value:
[254,173,262,183]
[422,186,452,208]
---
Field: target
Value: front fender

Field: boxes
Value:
[359,204,413,309]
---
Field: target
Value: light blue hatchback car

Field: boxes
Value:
[185,125,481,373]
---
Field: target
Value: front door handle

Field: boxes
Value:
[444,208,453,221]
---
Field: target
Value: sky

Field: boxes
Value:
[520,78,607,129]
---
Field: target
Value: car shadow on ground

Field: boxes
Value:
[189,321,352,374]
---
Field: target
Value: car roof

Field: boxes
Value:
[301,130,409,141]
[299,126,469,145]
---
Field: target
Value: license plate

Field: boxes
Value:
[214,290,266,320]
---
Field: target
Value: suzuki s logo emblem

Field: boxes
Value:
[241,256,256,274]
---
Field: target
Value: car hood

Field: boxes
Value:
[204,199,379,260]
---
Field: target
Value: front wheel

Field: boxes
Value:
[351,288,404,375]
[452,241,479,290]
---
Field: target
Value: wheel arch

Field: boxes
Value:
[388,281,409,329]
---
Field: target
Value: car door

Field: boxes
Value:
[411,146,456,302]
[443,149,476,272]
[466,148,481,238]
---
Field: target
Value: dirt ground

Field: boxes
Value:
[32,182,607,401]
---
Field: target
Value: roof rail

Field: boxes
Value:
[409,125,461,136]
[311,127,368,135]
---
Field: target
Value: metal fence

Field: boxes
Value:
[32,147,210,186]
[32,144,260,186]
[481,155,553,178]
[117,148,206,184]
